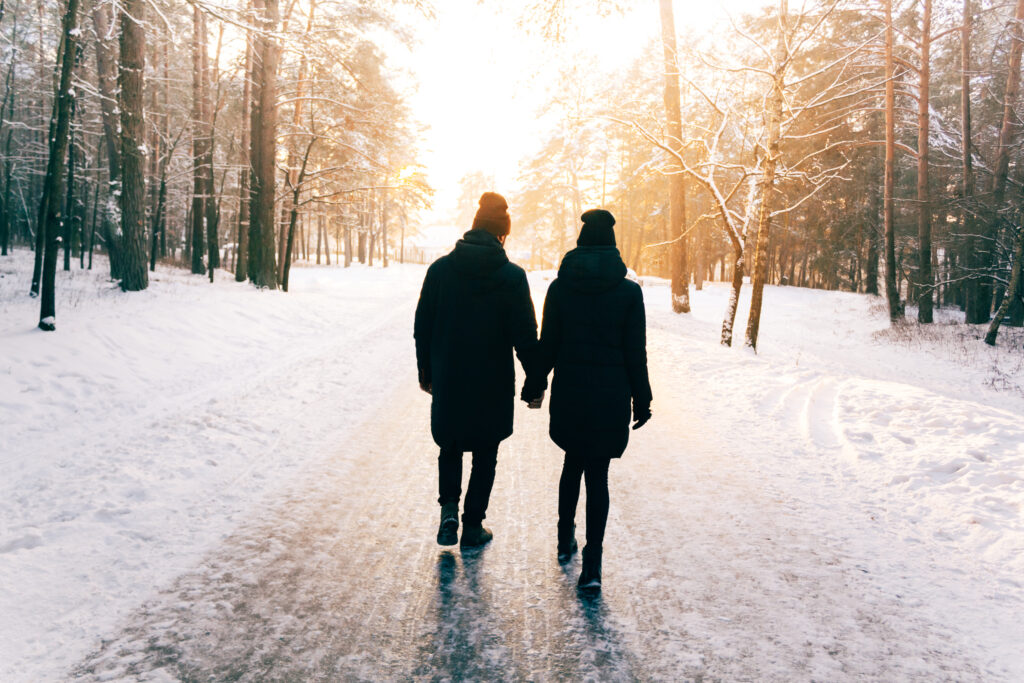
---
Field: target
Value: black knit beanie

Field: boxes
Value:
[577,209,616,247]
[472,192,511,238]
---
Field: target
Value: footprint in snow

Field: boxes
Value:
[0,533,43,554]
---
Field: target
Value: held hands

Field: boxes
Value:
[520,376,547,408]
[418,369,432,395]
[632,401,651,430]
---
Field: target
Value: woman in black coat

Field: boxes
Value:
[524,209,652,590]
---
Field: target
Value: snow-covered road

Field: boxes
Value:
[70,320,992,681]
[2,252,1022,680]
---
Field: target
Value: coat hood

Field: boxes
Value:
[450,229,509,277]
[557,246,627,293]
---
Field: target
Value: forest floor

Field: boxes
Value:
[1,249,1023,681]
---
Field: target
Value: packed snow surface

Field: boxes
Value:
[1,250,1022,680]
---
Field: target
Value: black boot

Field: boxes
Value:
[460,523,493,548]
[437,502,459,546]
[577,546,602,591]
[557,523,578,563]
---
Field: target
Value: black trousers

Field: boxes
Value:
[558,452,611,551]
[438,445,498,526]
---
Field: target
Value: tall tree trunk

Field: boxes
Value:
[117,0,147,291]
[315,213,322,264]
[865,152,881,295]
[190,6,207,275]
[31,25,63,296]
[204,13,220,275]
[91,0,123,280]
[0,3,18,257]
[961,0,985,322]
[160,39,169,260]
[658,0,690,313]
[917,0,934,323]
[37,0,81,329]
[744,0,787,351]
[1,133,13,256]
[978,0,1024,319]
[381,186,388,267]
[87,175,98,268]
[883,0,901,321]
[235,5,252,282]
[247,0,279,288]
[62,64,78,273]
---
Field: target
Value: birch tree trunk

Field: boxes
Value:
[985,227,1024,344]
[744,0,787,351]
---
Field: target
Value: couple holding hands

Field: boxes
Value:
[414,192,652,591]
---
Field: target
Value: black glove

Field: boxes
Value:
[632,401,651,430]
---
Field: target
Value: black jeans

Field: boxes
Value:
[438,445,498,526]
[558,452,611,551]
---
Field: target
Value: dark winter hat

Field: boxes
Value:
[577,209,616,247]
[472,192,512,238]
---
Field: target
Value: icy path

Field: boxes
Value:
[70,310,994,680]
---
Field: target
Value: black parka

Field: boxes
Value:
[414,229,539,451]
[529,246,652,459]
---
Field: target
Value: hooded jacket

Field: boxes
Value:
[414,229,539,450]
[528,246,652,459]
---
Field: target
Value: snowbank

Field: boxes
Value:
[0,251,425,681]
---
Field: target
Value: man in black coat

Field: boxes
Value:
[414,192,541,547]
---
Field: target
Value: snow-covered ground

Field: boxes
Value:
[2,249,1022,680]
[0,252,425,680]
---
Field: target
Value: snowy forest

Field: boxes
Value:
[3,0,1024,348]
[1,0,433,316]
[3,0,1024,681]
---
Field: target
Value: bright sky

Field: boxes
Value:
[392,0,771,247]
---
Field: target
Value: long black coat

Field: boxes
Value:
[528,246,652,459]
[414,229,539,451]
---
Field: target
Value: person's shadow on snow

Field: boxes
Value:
[416,550,508,677]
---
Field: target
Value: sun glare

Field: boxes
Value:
[397,0,771,247]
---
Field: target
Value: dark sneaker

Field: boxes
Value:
[437,502,459,546]
[577,546,602,591]
[460,523,493,548]
[557,523,578,563]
